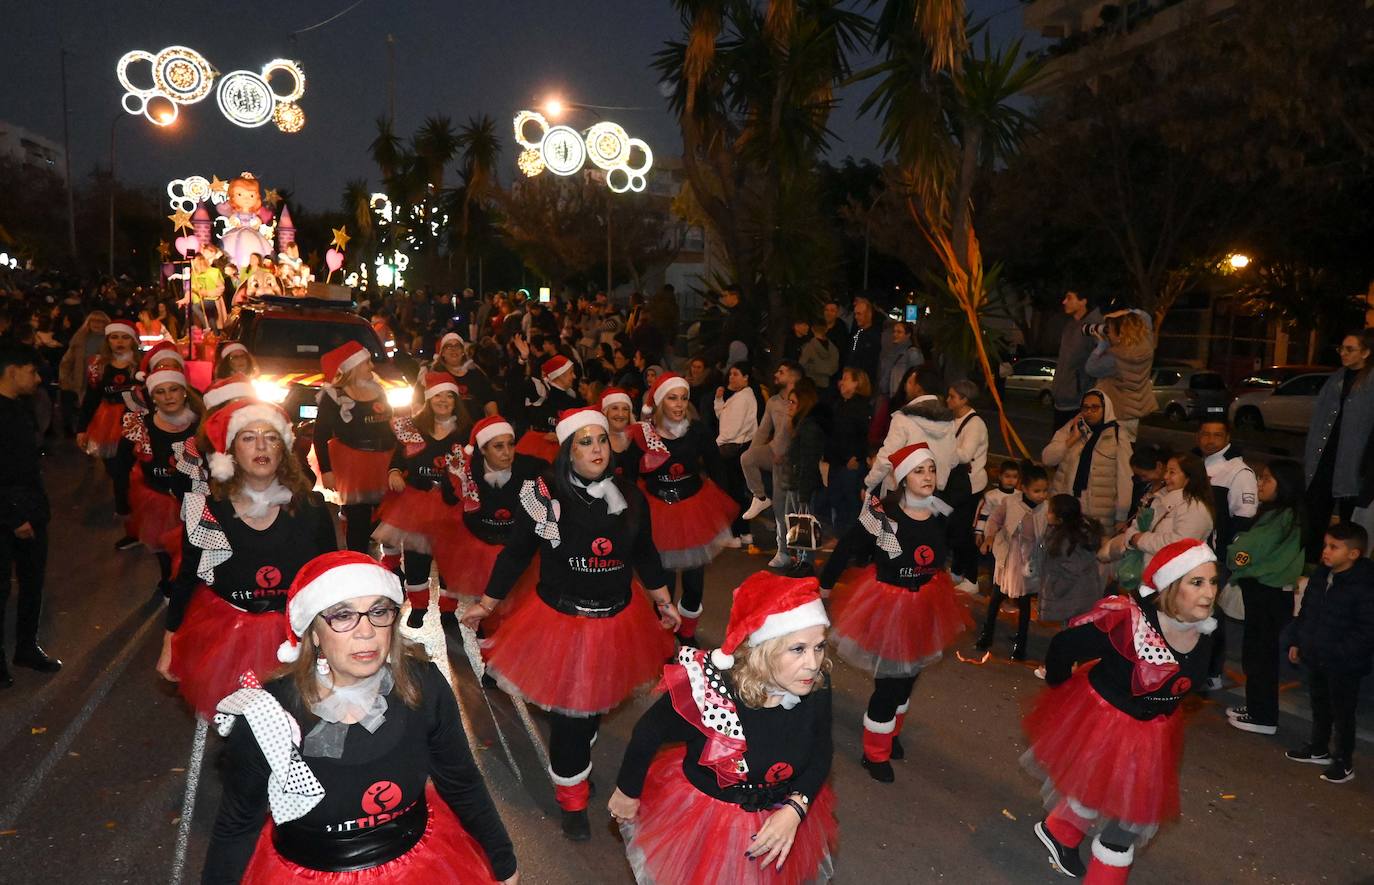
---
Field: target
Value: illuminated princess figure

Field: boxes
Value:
[217,172,276,269]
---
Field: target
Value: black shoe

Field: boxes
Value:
[786,561,815,578]
[561,809,591,841]
[1034,820,1085,877]
[890,734,905,761]
[974,629,993,651]
[1321,762,1355,784]
[1285,745,1333,765]
[406,608,427,629]
[1010,641,1028,662]
[114,535,140,551]
[439,611,459,631]
[861,756,895,783]
[13,645,61,673]
[677,633,699,648]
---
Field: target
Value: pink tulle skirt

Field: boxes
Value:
[623,746,838,885]
[125,470,183,561]
[514,430,559,463]
[86,401,126,458]
[328,440,394,505]
[431,520,535,601]
[372,486,458,554]
[1022,667,1185,830]
[242,784,501,883]
[642,479,739,569]
[481,586,675,716]
[170,588,286,719]
[828,568,972,677]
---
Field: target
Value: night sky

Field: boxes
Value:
[1,0,1035,214]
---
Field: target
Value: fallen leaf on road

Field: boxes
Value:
[30,727,46,735]
[1221,794,1237,800]
[1002,809,1017,821]
[67,752,79,757]
[0,830,17,837]
[170,767,185,773]
[104,821,117,830]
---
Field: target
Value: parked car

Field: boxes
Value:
[1233,364,1336,397]
[1152,366,1229,422]
[1005,357,1057,406]
[1229,371,1329,432]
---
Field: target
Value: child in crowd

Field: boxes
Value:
[1287,523,1374,783]
[1034,494,1104,623]
[972,460,1021,591]
[976,462,1049,660]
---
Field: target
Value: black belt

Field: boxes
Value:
[721,780,792,813]
[273,796,427,872]
[647,480,703,504]
[537,587,629,619]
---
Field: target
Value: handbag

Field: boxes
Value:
[785,493,822,552]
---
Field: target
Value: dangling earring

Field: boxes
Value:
[315,656,330,676]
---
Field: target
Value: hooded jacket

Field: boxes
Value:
[1086,334,1158,421]
[1294,558,1374,676]
[865,395,957,492]
[1042,389,1134,524]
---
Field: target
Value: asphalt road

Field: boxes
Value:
[2,410,1370,885]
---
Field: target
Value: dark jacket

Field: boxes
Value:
[781,408,829,500]
[842,318,884,388]
[0,393,49,529]
[1294,558,1374,676]
[825,395,871,469]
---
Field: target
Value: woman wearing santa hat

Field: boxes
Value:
[461,405,679,842]
[214,341,260,380]
[599,387,640,481]
[610,571,839,885]
[513,354,582,463]
[76,317,142,520]
[430,331,499,418]
[1024,538,1218,883]
[203,551,518,884]
[157,399,338,718]
[818,442,973,783]
[313,341,398,553]
[115,363,203,597]
[428,414,544,620]
[628,372,739,643]
[371,372,471,629]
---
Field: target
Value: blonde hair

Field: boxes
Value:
[728,632,832,709]
[1149,570,1217,621]
[1112,312,1150,348]
[203,425,315,510]
[284,617,426,709]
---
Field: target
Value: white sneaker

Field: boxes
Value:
[720,535,743,549]
[955,578,979,595]
[1201,675,1225,692]
[743,497,772,520]
[768,553,793,569]
[740,533,753,546]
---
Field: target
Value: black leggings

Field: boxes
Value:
[404,551,433,588]
[341,503,376,554]
[982,587,1031,645]
[104,457,130,515]
[155,552,173,585]
[867,674,918,722]
[548,712,602,779]
[670,567,705,613]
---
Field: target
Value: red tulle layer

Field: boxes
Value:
[514,430,559,463]
[242,783,501,884]
[828,568,972,677]
[431,522,536,601]
[623,746,838,885]
[642,478,738,568]
[85,401,126,458]
[1022,667,1184,828]
[327,440,393,504]
[125,470,183,560]
[481,585,675,715]
[373,486,459,554]
[170,588,287,719]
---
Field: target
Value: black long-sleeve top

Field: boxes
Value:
[523,382,581,434]
[117,415,196,496]
[826,395,872,468]
[166,494,338,631]
[461,453,545,545]
[389,422,465,491]
[1043,600,1210,721]
[312,389,396,473]
[202,662,516,883]
[616,687,833,808]
[820,502,947,590]
[484,478,668,614]
[77,358,136,430]
[610,440,641,483]
[0,392,48,530]
[640,420,724,503]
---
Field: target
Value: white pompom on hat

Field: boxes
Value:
[277,551,404,662]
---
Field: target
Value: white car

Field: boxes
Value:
[1005,358,1057,406]
[1228,371,1330,432]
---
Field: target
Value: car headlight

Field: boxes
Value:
[386,386,413,409]
[253,379,291,404]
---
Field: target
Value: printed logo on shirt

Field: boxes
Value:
[492,508,512,521]
[765,762,794,783]
[912,545,936,567]
[591,537,614,557]
[1171,677,1192,696]
[1233,551,1251,568]
[568,536,624,574]
[372,402,386,414]
[255,566,283,589]
[361,780,403,815]
[668,463,686,478]
[1241,492,1256,506]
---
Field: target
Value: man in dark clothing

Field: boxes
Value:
[1051,290,1102,429]
[842,295,884,387]
[713,285,755,368]
[0,344,60,687]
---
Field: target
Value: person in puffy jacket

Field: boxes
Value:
[1042,389,1134,529]
[866,366,960,496]
[1125,453,1214,556]
[1085,310,1156,442]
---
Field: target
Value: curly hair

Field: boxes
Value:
[202,423,315,512]
[726,632,832,709]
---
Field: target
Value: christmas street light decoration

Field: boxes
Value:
[117,47,307,132]
[513,109,653,192]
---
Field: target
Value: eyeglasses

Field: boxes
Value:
[1336,345,1364,354]
[320,604,400,633]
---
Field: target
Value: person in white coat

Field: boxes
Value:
[714,363,760,547]
[1125,453,1215,556]
[1042,389,1134,530]
[948,380,988,592]
[866,366,959,494]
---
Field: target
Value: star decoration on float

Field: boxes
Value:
[263,188,282,208]
[157,240,172,260]
[168,208,194,233]
[330,227,351,250]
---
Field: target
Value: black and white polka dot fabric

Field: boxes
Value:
[214,673,324,824]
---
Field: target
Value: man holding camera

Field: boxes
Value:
[1051,290,1103,430]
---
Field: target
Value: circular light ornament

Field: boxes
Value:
[513,111,550,151]
[541,125,587,176]
[217,70,275,128]
[585,122,630,171]
[606,167,632,194]
[153,46,215,104]
[273,101,305,133]
[517,148,546,178]
[262,59,306,103]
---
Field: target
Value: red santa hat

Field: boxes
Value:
[104,318,138,340]
[646,372,689,408]
[599,387,633,411]
[218,341,249,360]
[203,374,255,409]
[202,399,295,481]
[321,340,370,383]
[1139,538,1217,598]
[555,406,609,445]
[145,369,188,394]
[423,371,459,401]
[469,415,515,452]
[711,572,830,670]
[138,341,186,379]
[890,443,935,485]
[276,551,404,663]
[438,332,466,352]
[542,354,574,381]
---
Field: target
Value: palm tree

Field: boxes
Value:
[411,115,461,255]
[369,117,404,181]
[454,114,502,283]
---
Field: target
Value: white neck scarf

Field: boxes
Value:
[658,417,690,439]
[768,688,802,710]
[304,666,394,758]
[572,472,627,515]
[484,467,512,488]
[234,480,293,519]
[157,407,197,430]
[903,490,952,516]
[1158,611,1218,635]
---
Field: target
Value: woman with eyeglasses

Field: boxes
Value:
[203,552,518,884]
[1303,329,1374,561]
[157,399,337,719]
[461,406,679,842]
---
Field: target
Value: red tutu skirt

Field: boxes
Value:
[242,783,501,884]
[327,440,394,505]
[373,486,457,555]
[828,568,971,677]
[85,401,126,459]
[126,470,184,562]
[642,479,739,569]
[481,585,675,716]
[170,588,287,719]
[623,746,838,885]
[515,430,559,463]
[431,522,536,601]
[1022,667,1184,830]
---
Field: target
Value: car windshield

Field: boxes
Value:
[1190,373,1226,390]
[250,317,385,362]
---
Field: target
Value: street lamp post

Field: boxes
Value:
[108,115,122,279]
